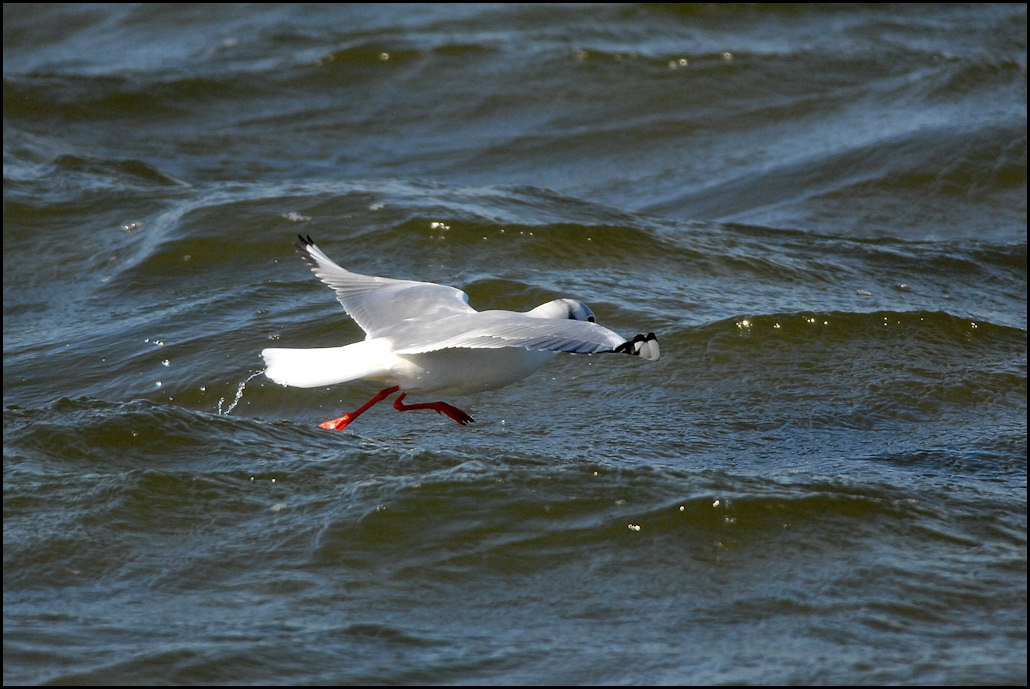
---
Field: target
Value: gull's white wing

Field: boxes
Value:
[390,310,660,360]
[294,235,475,337]
[292,236,659,361]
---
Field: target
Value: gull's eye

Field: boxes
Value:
[587,316,595,322]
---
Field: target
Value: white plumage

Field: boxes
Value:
[262,235,659,429]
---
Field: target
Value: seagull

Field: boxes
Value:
[262,235,660,430]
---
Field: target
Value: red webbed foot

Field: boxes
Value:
[393,393,475,425]
[319,414,355,430]
[318,385,401,431]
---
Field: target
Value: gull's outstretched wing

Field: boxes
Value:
[293,235,659,361]
[390,310,660,360]
[294,235,475,337]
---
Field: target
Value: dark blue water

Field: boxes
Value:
[4,3,1026,684]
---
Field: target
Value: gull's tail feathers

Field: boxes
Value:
[262,338,396,388]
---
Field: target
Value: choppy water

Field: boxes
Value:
[3,3,1026,685]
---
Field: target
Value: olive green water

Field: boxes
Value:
[4,4,1026,684]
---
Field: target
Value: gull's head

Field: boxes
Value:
[527,298,596,322]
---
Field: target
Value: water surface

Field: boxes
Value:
[3,3,1026,685]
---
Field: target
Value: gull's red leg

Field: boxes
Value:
[319,385,400,430]
[393,392,475,425]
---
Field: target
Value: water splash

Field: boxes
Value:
[218,371,264,416]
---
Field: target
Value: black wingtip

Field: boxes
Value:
[294,234,319,270]
[613,332,660,361]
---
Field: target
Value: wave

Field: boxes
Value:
[7,394,1016,549]
[696,309,1025,346]
[8,392,1019,607]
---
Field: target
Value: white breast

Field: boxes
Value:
[395,348,558,394]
